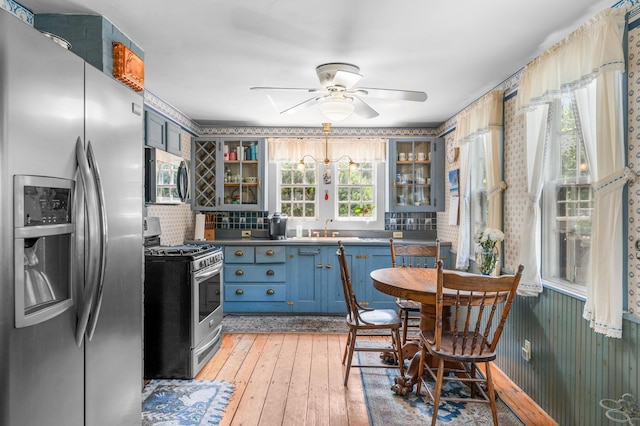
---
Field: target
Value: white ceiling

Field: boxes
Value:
[19,0,616,128]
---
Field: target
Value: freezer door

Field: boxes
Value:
[1,12,85,426]
[83,63,144,426]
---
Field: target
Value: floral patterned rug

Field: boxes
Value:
[359,353,524,425]
[142,379,234,426]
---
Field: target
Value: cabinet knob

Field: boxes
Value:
[235,250,244,257]
[235,269,244,276]
[266,249,275,256]
[325,264,331,269]
[266,289,275,295]
[266,269,275,276]
[235,289,244,295]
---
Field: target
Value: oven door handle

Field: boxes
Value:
[194,263,222,283]
[194,325,222,358]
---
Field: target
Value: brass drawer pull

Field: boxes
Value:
[266,249,275,256]
[235,289,244,295]
[326,264,331,269]
[266,289,275,295]
[235,250,244,257]
[266,269,275,276]
[317,263,323,268]
[235,269,244,276]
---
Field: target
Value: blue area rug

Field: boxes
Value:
[359,353,523,425]
[142,379,234,426]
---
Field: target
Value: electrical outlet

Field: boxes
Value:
[241,230,251,237]
[521,339,531,362]
[393,231,403,239]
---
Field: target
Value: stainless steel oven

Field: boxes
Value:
[143,219,223,379]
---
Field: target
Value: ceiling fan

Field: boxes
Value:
[250,62,428,121]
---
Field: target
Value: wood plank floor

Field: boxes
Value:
[196,333,557,426]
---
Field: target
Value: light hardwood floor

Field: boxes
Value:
[196,333,557,426]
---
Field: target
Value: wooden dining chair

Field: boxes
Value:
[416,261,524,426]
[389,238,440,344]
[336,242,405,386]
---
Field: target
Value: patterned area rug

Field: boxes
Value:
[142,379,234,426]
[222,314,350,334]
[359,353,524,426]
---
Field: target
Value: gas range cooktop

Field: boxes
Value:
[144,243,220,257]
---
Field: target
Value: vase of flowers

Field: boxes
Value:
[474,228,504,275]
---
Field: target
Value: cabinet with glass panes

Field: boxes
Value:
[389,138,444,212]
[192,137,266,211]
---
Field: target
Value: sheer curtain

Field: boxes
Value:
[454,90,505,270]
[515,7,629,336]
[268,138,387,162]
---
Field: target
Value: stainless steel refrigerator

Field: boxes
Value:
[0,11,143,425]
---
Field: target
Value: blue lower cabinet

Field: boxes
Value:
[222,243,435,313]
[223,246,289,313]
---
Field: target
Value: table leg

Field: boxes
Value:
[391,303,451,396]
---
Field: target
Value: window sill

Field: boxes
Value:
[541,279,587,301]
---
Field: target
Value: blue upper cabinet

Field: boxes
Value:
[145,109,182,156]
[145,110,165,150]
[389,138,445,212]
[166,122,182,156]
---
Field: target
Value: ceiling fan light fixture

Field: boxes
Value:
[319,99,354,121]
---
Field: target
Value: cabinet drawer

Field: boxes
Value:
[224,246,254,263]
[255,246,285,263]
[224,264,286,282]
[224,284,287,302]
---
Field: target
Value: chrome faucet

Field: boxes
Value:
[324,219,333,238]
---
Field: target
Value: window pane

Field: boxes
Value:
[278,162,318,219]
[542,94,592,287]
[336,161,376,219]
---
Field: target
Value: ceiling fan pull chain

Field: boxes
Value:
[325,190,329,201]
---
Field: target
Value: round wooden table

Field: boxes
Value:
[370,267,507,395]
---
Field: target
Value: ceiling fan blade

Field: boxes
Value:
[250,86,321,93]
[280,95,325,114]
[351,96,379,119]
[354,87,428,102]
[333,70,362,89]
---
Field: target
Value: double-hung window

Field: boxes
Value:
[336,161,375,219]
[542,93,592,291]
[278,162,318,219]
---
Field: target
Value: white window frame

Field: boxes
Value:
[541,94,591,297]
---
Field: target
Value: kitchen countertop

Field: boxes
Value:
[187,237,449,247]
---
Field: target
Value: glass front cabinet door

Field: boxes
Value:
[192,137,266,211]
[389,138,444,212]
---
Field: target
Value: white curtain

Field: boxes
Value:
[454,89,505,270]
[576,73,632,338]
[455,143,471,269]
[515,7,630,336]
[517,104,551,296]
[268,137,387,162]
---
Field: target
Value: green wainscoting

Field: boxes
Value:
[495,289,639,426]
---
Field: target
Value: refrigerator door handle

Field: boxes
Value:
[177,160,189,202]
[85,140,109,341]
[75,137,101,346]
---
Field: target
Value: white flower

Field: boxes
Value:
[474,228,504,245]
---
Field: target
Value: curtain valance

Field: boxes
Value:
[516,8,627,113]
[267,138,387,163]
[454,89,504,145]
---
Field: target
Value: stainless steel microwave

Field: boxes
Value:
[144,147,190,204]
